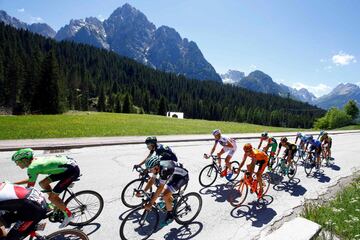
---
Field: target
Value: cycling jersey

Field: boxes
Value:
[0,183,44,204]
[310,140,322,156]
[249,150,268,174]
[150,144,178,162]
[279,142,297,159]
[216,135,237,156]
[155,160,189,193]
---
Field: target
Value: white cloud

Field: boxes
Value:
[332,52,357,66]
[98,14,106,22]
[356,82,360,87]
[17,8,25,13]
[292,82,332,97]
[29,16,44,23]
[249,64,257,71]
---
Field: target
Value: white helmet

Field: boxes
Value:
[212,129,221,136]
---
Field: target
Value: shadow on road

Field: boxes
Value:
[313,170,331,183]
[330,164,341,171]
[75,222,101,236]
[162,221,203,240]
[230,198,277,227]
[272,178,307,196]
[118,208,135,221]
[198,182,233,203]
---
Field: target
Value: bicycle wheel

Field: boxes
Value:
[65,190,104,226]
[198,164,218,187]
[174,192,202,225]
[119,207,159,240]
[228,179,248,207]
[261,173,271,195]
[228,161,240,181]
[287,162,297,180]
[304,158,315,176]
[46,229,89,240]
[121,179,151,208]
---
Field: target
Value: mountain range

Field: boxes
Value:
[0,4,221,82]
[221,69,359,109]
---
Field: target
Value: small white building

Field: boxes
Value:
[166,111,184,119]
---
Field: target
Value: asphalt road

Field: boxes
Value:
[0,132,359,239]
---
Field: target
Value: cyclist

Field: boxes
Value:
[205,129,237,180]
[134,136,178,168]
[308,139,322,169]
[294,132,303,145]
[142,155,189,226]
[320,132,333,160]
[12,148,80,228]
[276,137,297,174]
[0,182,47,239]
[239,143,268,198]
[303,134,314,151]
[257,132,277,170]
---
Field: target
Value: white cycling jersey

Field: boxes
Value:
[0,183,44,204]
[216,135,236,148]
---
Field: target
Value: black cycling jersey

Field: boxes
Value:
[157,160,188,184]
[278,142,297,152]
[150,144,178,162]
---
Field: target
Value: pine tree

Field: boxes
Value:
[122,93,131,113]
[157,96,167,116]
[97,86,106,112]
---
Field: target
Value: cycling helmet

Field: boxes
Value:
[145,136,157,145]
[308,134,314,140]
[145,155,160,169]
[323,132,328,137]
[212,129,221,136]
[261,132,268,138]
[12,148,33,162]
[296,132,302,137]
[243,143,253,152]
[280,137,288,142]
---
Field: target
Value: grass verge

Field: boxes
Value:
[0,111,302,140]
[302,177,360,240]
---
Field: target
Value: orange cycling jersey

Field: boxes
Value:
[249,149,269,163]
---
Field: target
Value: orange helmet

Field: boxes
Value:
[243,143,253,152]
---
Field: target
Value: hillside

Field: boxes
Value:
[0,23,325,128]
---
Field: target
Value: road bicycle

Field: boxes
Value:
[294,145,306,164]
[228,170,271,207]
[119,189,202,240]
[198,154,240,187]
[272,157,297,180]
[121,166,188,208]
[303,151,322,176]
[46,178,104,226]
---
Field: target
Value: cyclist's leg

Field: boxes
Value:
[256,160,267,197]
[217,149,225,167]
[5,199,47,240]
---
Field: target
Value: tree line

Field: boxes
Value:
[0,23,325,128]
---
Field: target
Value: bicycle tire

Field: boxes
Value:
[198,164,218,187]
[304,157,315,176]
[119,206,159,240]
[228,179,248,207]
[121,179,151,208]
[287,162,297,180]
[46,229,89,240]
[65,190,104,226]
[228,161,240,181]
[174,192,202,225]
[261,173,271,195]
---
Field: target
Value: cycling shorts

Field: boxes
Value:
[48,164,80,194]
[166,174,189,193]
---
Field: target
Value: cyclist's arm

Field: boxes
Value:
[144,176,156,192]
[239,154,248,170]
[209,142,218,155]
[138,152,153,166]
[13,178,29,185]
[225,140,234,148]
[149,183,165,206]
[258,140,263,149]
[276,145,281,156]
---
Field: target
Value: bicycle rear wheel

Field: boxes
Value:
[198,164,218,187]
[174,192,202,225]
[119,207,159,240]
[65,190,104,226]
[228,161,240,181]
[287,162,297,180]
[46,229,89,240]
[304,157,315,176]
[228,179,248,207]
[121,179,151,208]
[261,173,271,195]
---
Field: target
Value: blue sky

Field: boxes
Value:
[1,0,359,97]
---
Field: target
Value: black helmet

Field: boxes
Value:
[145,136,157,145]
[261,132,268,138]
[280,137,288,142]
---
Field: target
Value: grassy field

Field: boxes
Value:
[0,112,302,140]
[303,177,360,240]
[335,124,360,130]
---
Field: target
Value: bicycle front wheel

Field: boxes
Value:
[121,179,150,208]
[261,173,271,195]
[65,190,104,226]
[46,229,89,240]
[199,164,218,187]
[119,207,159,240]
[304,158,314,176]
[228,161,240,181]
[287,162,297,180]
[174,192,202,225]
[228,179,248,207]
